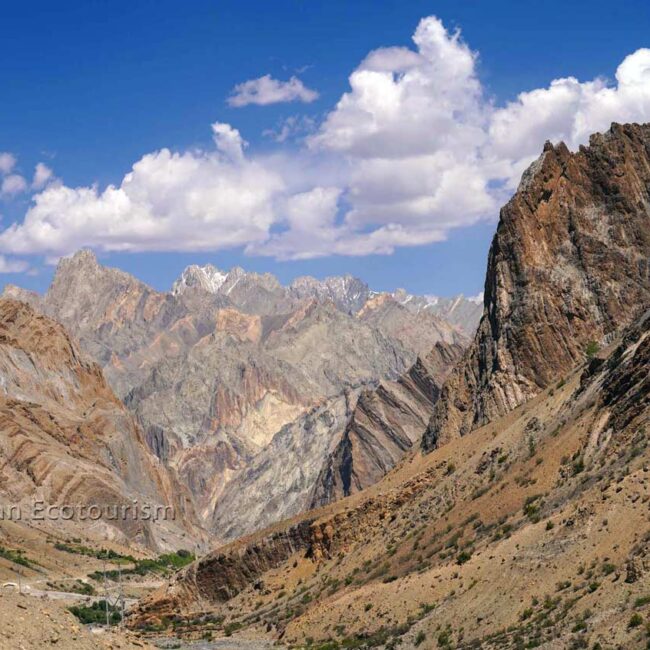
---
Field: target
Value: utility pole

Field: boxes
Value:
[118,561,125,627]
[103,553,110,628]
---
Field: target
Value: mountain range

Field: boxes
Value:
[3,255,479,543]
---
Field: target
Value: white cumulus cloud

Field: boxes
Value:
[2,16,650,267]
[211,122,247,162]
[0,141,284,257]
[1,174,28,198]
[0,152,16,175]
[32,162,54,190]
[488,48,650,187]
[228,74,319,107]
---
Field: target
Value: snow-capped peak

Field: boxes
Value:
[171,264,228,296]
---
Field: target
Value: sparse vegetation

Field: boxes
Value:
[601,562,616,575]
[585,340,600,359]
[87,549,194,580]
[0,546,36,568]
[456,550,472,565]
[54,542,134,563]
[47,579,95,595]
[68,600,121,625]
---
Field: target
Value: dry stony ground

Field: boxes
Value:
[0,591,154,650]
[0,521,170,648]
[130,320,650,649]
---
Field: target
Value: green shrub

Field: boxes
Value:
[0,546,35,568]
[601,562,616,575]
[585,341,599,359]
[68,600,121,625]
[87,549,195,581]
[456,550,472,565]
[224,621,243,636]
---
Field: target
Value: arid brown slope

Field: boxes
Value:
[0,591,154,650]
[311,342,464,507]
[424,123,650,451]
[0,299,201,550]
[129,309,650,649]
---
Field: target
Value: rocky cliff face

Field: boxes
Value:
[423,123,650,451]
[210,392,357,542]
[311,342,464,507]
[0,299,202,550]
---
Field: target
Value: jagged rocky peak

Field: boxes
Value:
[1,283,41,309]
[53,248,128,283]
[171,263,228,295]
[171,264,287,314]
[290,274,370,313]
[423,122,650,451]
[47,248,151,322]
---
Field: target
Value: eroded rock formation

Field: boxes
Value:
[0,299,202,550]
[424,123,650,450]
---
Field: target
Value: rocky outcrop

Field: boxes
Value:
[423,123,650,451]
[591,308,649,432]
[312,342,464,506]
[211,392,358,541]
[0,299,203,550]
[129,519,323,626]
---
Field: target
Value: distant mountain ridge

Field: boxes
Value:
[3,252,473,540]
[169,262,483,334]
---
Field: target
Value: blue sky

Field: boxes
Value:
[1,0,650,296]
